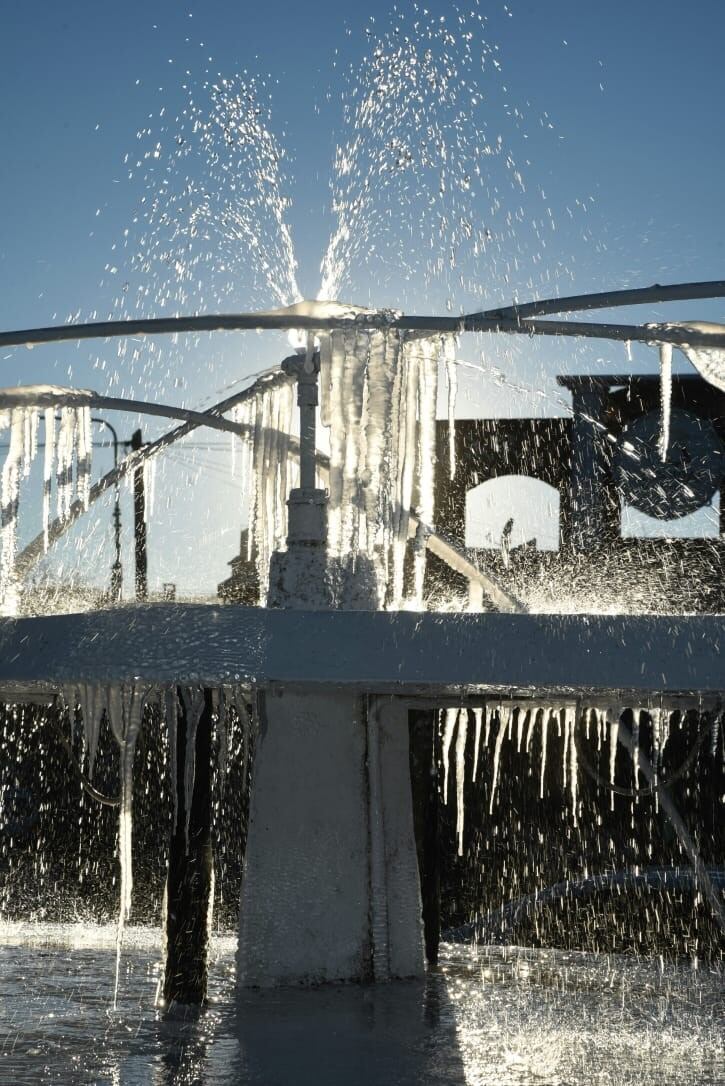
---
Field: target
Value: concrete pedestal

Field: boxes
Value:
[237,691,424,986]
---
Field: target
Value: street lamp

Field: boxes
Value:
[90,417,124,604]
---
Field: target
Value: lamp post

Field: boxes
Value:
[91,417,123,603]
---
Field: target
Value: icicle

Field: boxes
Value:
[393,346,419,603]
[76,405,92,510]
[444,337,457,478]
[516,706,526,752]
[472,707,483,782]
[42,408,55,551]
[363,330,395,557]
[489,706,510,814]
[233,687,252,796]
[567,704,578,825]
[246,392,263,565]
[651,706,662,773]
[165,686,180,833]
[106,682,153,1009]
[540,710,550,800]
[326,330,347,556]
[78,683,105,779]
[441,708,458,805]
[632,710,641,794]
[319,331,333,428]
[609,708,619,812]
[455,710,468,856]
[484,705,492,748]
[22,409,39,478]
[653,321,725,393]
[561,707,569,792]
[1,410,25,611]
[62,684,78,746]
[179,686,206,851]
[412,338,438,604]
[143,457,157,522]
[525,707,537,755]
[56,407,76,521]
[659,342,672,461]
[213,686,232,788]
[275,382,293,548]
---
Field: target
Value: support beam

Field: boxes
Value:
[409,709,441,965]
[237,691,424,985]
[163,688,214,1006]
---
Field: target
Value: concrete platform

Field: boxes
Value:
[0,605,723,695]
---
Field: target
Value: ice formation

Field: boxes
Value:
[231,377,296,601]
[437,699,717,854]
[454,710,468,856]
[232,316,455,609]
[471,707,483,783]
[66,680,253,1002]
[105,682,153,1008]
[0,398,92,613]
[488,706,510,814]
[77,682,106,779]
[658,342,672,461]
[212,684,252,787]
[648,322,725,460]
[657,321,725,393]
[0,410,28,612]
[318,325,452,608]
[441,708,458,805]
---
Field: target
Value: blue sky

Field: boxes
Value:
[1,1,723,596]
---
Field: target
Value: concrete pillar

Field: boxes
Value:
[237,691,424,986]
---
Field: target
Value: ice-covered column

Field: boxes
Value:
[239,332,425,986]
[267,344,333,608]
[237,691,424,985]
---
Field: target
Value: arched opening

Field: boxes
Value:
[465,475,560,552]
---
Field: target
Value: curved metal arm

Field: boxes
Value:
[0,389,252,438]
[14,369,294,579]
[472,279,725,321]
[1,280,725,348]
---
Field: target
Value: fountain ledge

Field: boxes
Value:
[0,606,722,694]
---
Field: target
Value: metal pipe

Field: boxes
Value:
[131,429,147,601]
[1,279,725,348]
[0,389,254,438]
[91,416,123,603]
[473,279,725,321]
[14,371,293,579]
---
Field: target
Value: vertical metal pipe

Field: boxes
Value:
[131,429,148,601]
[298,345,319,492]
[163,688,214,1005]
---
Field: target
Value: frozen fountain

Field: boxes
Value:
[1,289,724,1082]
[1,13,725,1081]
